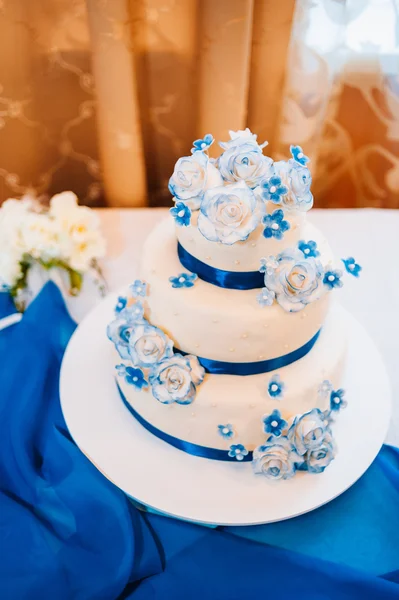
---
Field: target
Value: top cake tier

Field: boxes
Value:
[177,207,304,273]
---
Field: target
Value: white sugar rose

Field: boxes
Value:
[149,354,205,405]
[218,129,272,189]
[264,160,313,212]
[305,430,336,473]
[287,408,329,456]
[263,247,324,312]
[198,181,264,245]
[129,323,173,368]
[168,152,223,210]
[252,436,303,480]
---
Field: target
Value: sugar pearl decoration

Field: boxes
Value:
[205,255,211,260]
[234,260,240,265]
[271,420,278,427]
[173,311,179,316]
[212,318,219,323]
[258,354,264,360]
[229,347,235,352]
[211,403,217,408]
[191,412,196,417]
[251,242,256,247]
[241,333,248,339]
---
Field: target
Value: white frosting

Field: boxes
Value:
[117,304,347,451]
[177,205,305,272]
[141,217,333,362]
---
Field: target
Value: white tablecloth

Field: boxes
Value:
[98,208,399,446]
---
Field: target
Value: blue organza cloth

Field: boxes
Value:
[0,282,398,600]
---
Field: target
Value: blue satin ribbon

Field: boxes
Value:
[178,242,264,290]
[116,381,253,462]
[175,329,321,376]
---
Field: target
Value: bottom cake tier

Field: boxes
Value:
[113,303,347,453]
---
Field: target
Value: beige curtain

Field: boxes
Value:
[0,0,398,208]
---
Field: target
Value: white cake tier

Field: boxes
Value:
[117,304,347,452]
[141,217,334,363]
[177,204,305,272]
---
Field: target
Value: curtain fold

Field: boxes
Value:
[0,0,398,208]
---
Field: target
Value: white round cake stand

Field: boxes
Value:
[60,293,391,526]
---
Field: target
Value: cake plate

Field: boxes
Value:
[60,292,391,526]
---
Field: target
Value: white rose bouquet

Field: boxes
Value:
[0,192,106,310]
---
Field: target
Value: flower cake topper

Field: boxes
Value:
[168,130,316,244]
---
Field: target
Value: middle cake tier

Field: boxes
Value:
[141,218,334,363]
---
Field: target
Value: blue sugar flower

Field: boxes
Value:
[169,272,198,288]
[268,374,285,399]
[261,175,288,204]
[290,144,309,166]
[115,296,127,313]
[263,409,287,437]
[125,301,145,323]
[116,364,148,389]
[298,240,319,259]
[228,444,249,461]
[323,269,343,290]
[318,379,333,399]
[262,209,290,240]
[259,256,278,275]
[257,287,275,307]
[218,424,234,440]
[170,201,192,227]
[330,388,347,412]
[130,279,148,298]
[342,257,362,278]
[191,133,214,153]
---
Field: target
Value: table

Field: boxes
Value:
[97,207,399,446]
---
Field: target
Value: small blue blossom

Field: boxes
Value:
[263,409,287,437]
[342,257,362,278]
[130,279,148,298]
[330,388,347,412]
[116,364,148,389]
[262,209,290,240]
[268,374,285,399]
[228,444,249,461]
[259,256,278,275]
[298,240,319,259]
[218,424,234,439]
[290,144,309,166]
[323,269,343,290]
[318,379,333,399]
[170,201,192,227]
[169,272,198,288]
[191,133,214,153]
[125,301,145,323]
[257,287,275,307]
[115,296,127,313]
[261,175,288,203]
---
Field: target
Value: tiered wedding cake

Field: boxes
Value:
[107,129,361,480]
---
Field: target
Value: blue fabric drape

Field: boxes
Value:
[0,282,398,600]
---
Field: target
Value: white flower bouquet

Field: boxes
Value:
[0,192,106,311]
